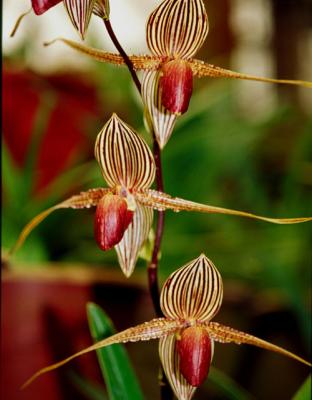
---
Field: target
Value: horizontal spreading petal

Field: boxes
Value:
[136,190,312,224]
[159,334,197,400]
[160,254,223,322]
[142,70,178,149]
[95,114,156,191]
[146,0,208,59]
[190,60,312,88]
[10,188,109,255]
[22,318,183,389]
[44,38,161,70]
[63,0,96,39]
[115,204,154,277]
[206,322,311,367]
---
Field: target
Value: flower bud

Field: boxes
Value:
[160,59,193,115]
[176,326,212,387]
[94,194,133,251]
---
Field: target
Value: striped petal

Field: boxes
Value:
[93,0,110,19]
[207,322,311,367]
[190,60,312,88]
[63,0,96,39]
[159,334,196,400]
[160,254,223,322]
[142,71,177,149]
[115,204,153,277]
[23,318,181,389]
[95,114,156,191]
[10,188,110,256]
[146,0,208,59]
[137,190,312,224]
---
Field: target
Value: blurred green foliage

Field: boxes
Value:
[3,60,311,348]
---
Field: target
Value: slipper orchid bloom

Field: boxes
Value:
[11,0,109,39]
[11,114,312,277]
[22,254,311,399]
[45,0,312,147]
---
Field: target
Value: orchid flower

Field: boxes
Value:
[44,0,312,147]
[11,0,109,39]
[11,114,312,277]
[22,254,311,399]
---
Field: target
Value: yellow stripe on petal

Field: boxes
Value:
[95,114,156,191]
[142,70,178,149]
[146,0,208,59]
[115,204,154,277]
[160,254,223,322]
[22,318,180,389]
[159,334,197,400]
[93,0,110,19]
[63,0,96,40]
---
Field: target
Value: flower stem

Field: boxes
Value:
[147,141,165,317]
[102,16,170,399]
[103,19,141,93]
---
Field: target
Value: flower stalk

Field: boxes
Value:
[21,254,311,400]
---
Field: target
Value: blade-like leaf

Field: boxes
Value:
[159,334,196,400]
[67,370,108,400]
[292,375,311,400]
[160,254,223,321]
[115,204,153,277]
[10,188,109,255]
[95,114,156,191]
[87,302,144,400]
[207,322,311,367]
[191,60,312,88]
[146,0,208,59]
[142,70,177,149]
[207,366,253,400]
[22,318,181,389]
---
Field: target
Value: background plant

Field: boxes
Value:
[2,0,312,399]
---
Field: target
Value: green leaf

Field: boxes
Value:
[207,366,253,400]
[292,375,311,400]
[67,370,108,400]
[86,302,144,400]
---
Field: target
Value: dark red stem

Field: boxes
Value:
[102,16,170,399]
[147,141,165,317]
[103,19,141,93]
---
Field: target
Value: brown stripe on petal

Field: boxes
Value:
[93,0,109,19]
[159,334,197,400]
[142,71,177,149]
[63,0,95,39]
[115,204,153,277]
[95,114,156,191]
[146,0,208,59]
[160,254,223,322]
